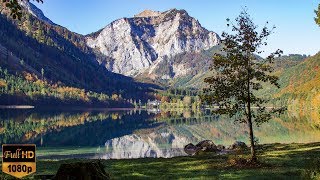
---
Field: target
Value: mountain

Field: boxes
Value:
[2,4,221,88]
[273,54,307,70]
[86,9,220,79]
[275,53,320,126]
[151,49,307,89]
[142,45,222,88]
[2,1,314,107]
[18,0,55,25]
[0,2,159,106]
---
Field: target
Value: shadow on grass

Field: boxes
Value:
[1,142,319,179]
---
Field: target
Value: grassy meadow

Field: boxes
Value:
[0,142,319,179]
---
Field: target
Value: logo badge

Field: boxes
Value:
[2,144,36,178]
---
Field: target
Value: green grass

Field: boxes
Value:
[1,142,320,179]
[36,147,102,157]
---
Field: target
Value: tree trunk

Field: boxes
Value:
[247,112,257,162]
[247,92,257,162]
[247,56,257,163]
[247,91,257,162]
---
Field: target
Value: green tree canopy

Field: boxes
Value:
[201,10,285,162]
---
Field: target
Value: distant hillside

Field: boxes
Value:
[150,49,306,89]
[276,54,318,96]
[275,53,320,126]
[0,66,133,107]
[273,54,307,70]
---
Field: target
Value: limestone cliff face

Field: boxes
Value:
[86,9,220,77]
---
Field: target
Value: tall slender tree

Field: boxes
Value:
[201,10,285,162]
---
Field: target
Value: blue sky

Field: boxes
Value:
[33,0,320,57]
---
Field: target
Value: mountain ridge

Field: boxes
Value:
[1,2,316,108]
[4,4,221,82]
[134,10,162,18]
[0,3,160,106]
[18,1,55,25]
[86,8,220,78]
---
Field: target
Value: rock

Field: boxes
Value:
[19,1,55,25]
[134,10,161,18]
[228,141,248,150]
[228,157,249,166]
[184,140,219,155]
[196,140,217,152]
[86,9,220,78]
[184,143,201,156]
[53,161,110,180]
[217,144,226,151]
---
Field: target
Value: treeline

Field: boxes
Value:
[274,54,308,70]
[153,88,202,109]
[0,67,133,107]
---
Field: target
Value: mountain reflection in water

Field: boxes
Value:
[102,133,188,159]
[0,108,319,159]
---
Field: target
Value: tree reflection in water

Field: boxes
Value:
[0,109,319,159]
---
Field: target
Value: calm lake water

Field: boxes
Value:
[0,108,319,160]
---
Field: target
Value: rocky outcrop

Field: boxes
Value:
[217,144,226,151]
[184,143,201,155]
[228,141,248,150]
[134,10,161,18]
[184,140,218,155]
[19,1,55,25]
[196,140,217,152]
[86,9,220,77]
[184,141,249,156]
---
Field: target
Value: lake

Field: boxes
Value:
[0,108,319,160]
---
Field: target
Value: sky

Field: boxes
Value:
[33,0,320,57]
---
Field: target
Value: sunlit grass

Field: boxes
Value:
[0,142,319,179]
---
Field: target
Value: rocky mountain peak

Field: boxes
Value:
[134,9,161,18]
[162,8,188,17]
[86,9,220,78]
[18,1,55,25]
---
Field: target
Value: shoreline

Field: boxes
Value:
[0,106,138,110]
[0,105,34,109]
